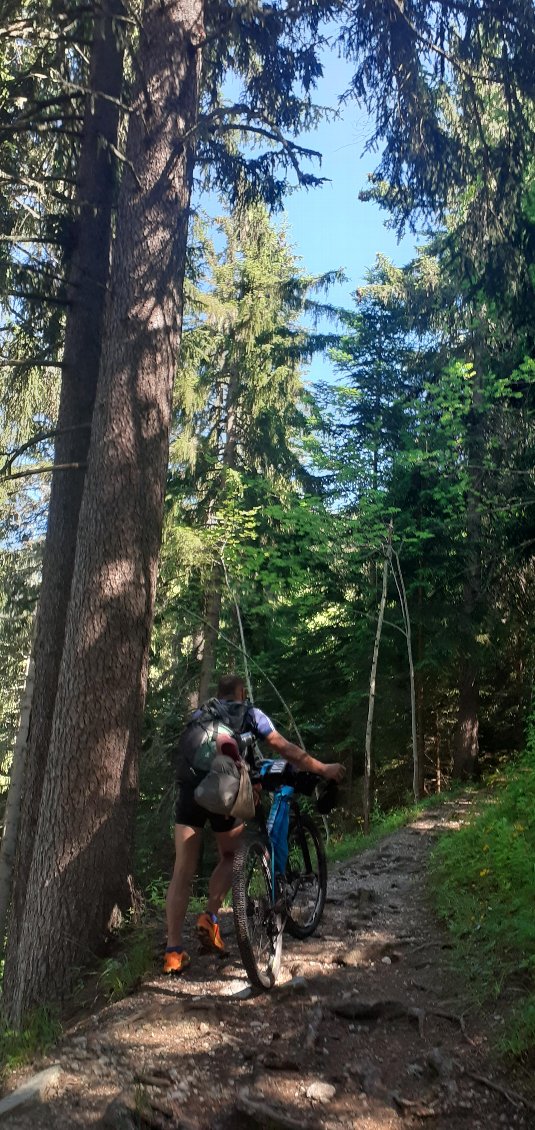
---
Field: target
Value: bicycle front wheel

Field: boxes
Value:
[285,812,327,939]
[232,837,283,989]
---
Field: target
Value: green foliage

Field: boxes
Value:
[3,2,534,1015]
[141,206,341,862]
[199,3,337,208]
[321,265,421,497]
[0,542,40,792]
[0,367,48,795]
[501,1000,535,1061]
[175,206,339,497]
[350,1,535,277]
[97,930,154,1003]
[0,1006,61,1076]
[430,719,535,1057]
[140,177,535,884]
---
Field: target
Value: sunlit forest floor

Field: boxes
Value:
[4,797,535,1129]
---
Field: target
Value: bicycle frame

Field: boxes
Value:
[249,790,278,907]
[253,788,315,910]
[232,777,327,987]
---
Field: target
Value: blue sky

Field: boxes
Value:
[198,49,418,383]
[279,51,416,382]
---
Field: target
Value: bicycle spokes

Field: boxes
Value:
[284,815,327,938]
[233,838,283,989]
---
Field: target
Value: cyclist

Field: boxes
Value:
[163,673,346,975]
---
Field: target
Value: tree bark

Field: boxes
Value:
[197,562,223,702]
[5,0,124,966]
[435,723,442,793]
[416,590,425,797]
[391,549,420,801]
[363,532,391,834]
[224,559,254,700]
[453,362,484,780]
[4,0,204,1024]
[186,627,205,711]
[454,660,480,778]
[197,370,240,700]
[405,595,419,802]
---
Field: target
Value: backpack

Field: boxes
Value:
[174,698,251,785]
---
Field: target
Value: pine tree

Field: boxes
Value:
[4,0,535,1019]
[166,204,338,701]
[2,0,338,1022]
[3,0,125,973]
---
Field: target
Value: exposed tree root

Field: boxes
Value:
[236,1087,320,1129]
[455,1063,535,1115]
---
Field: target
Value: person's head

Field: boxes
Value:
[217,673,246,702]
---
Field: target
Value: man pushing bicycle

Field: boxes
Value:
[163,673,346,975]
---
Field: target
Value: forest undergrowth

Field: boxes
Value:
[0,786,470,1075]
[1,762,535,1098]
[81,756,535,1066]
[0,1005,61,1082]
[431,715,535,1060]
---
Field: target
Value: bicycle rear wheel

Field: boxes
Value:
[284,812,327,939]
[232,836,283,989]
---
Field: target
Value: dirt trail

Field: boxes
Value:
[4,797,534,1129]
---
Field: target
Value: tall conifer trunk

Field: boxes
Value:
[416,591,425,796]
[454,659,480,777]
[198,566,223,703]
[5,1,124,965]
[363,531,391,833]
[4,0,204,1024]
[197,372,239,701]
[453,361,484,779]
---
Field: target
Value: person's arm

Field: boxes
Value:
[264,730,346,783]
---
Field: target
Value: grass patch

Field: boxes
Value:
[97,928,155,1002]
[0,1007,61,1077]
[146,873,207,915]
[430,731,535,1060]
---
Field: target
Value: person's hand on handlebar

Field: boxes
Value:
[264,729,346,783]
[320,762,346,784]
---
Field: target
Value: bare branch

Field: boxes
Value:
[48,70,133,115]
[0,359,63,369]
[5,292,70,305]
[101,139,142,188]
[2,462,87,483]
[216,122,321,181]
[0,237,65,245]
[0,114,84,136]
[0,424,91,478]
[0,171,76,205]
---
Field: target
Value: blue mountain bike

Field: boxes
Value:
[232,767,327,989]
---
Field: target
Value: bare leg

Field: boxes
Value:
[207,823,244,915]
[166,824,202,948]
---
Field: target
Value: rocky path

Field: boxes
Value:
[4,797,535,1129]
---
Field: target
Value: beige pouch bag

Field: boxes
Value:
[230,761,256,821]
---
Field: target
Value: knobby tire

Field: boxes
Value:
[232,836,282,989]
[284,812,327,939]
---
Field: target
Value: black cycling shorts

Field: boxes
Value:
[174,782,241,832]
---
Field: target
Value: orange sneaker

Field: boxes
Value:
[196,912,226,954]
[163,948,191,975]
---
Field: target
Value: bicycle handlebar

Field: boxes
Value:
[250,761,319,796]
